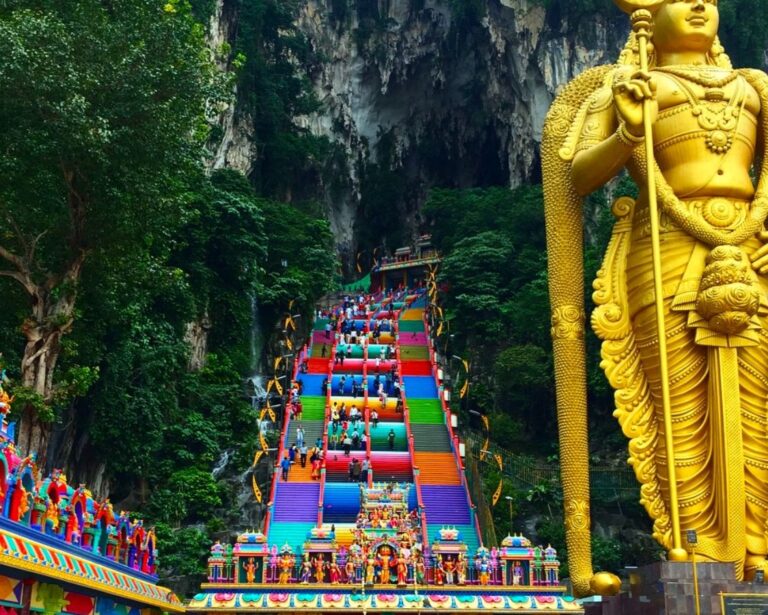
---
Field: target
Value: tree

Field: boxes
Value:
[0,0,221,457]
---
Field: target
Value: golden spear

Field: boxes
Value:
[614,0,686,562]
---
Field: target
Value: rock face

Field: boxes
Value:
[213,0,628,255]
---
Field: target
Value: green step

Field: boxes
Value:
[400,345,430,360]
[337,343,365,359]
[398,320,425,332]
[369,422,408,451]
[311,343,332,358]
[300,396,327,420]
[313,318,330,331]
[407,399,445,424]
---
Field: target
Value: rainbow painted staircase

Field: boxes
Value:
[188,288,580,613]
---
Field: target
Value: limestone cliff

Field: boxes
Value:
[211,0,628,258]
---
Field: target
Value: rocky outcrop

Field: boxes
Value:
[294,0,627,250]
[209,0,628,255]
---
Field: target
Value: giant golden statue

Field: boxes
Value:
[543,0,768,596]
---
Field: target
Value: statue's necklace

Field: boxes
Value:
[656,65,739,89]
[660,70,746,154]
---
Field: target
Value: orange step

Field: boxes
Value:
[287,462,315,482]
[414,452,461,485]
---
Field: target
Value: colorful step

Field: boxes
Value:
[421,485,471,524]
[266,522,316,549]
[368,422,407,451]
[402,376,438,398]
[406,398,445,424]
[297,396,327,421]
[410,423,453,452]
[273,483,320,522]
[414,452,461,485]
[401,360,432,376]
[400,345,430,360]
[322,483,361,522]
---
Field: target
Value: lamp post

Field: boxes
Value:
[504,496,514,534]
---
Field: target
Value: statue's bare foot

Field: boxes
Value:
[590,572,621,596]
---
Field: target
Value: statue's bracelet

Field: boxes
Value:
[616,122,645,147]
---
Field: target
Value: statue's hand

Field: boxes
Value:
[750,231,768,274]
[613,69,657,136]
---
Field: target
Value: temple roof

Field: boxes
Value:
[0,524,183,612]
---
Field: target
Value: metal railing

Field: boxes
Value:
[462,430,638,500]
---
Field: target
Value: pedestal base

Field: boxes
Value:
[583,561,768,615]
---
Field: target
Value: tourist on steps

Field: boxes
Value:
[388,429,396,450]
[280,455,291,481]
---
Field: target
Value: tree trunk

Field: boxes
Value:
[14,261,82,464]
[17,312,69,462]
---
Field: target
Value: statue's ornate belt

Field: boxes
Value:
[632,197,752,240]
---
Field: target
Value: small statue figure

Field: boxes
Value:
[457,554,467,586]
[443,557,456,585]
[434,561,445,586]
[477,554,490,586]
[396,550,408,587]
[512,561,524,586]
[278,553,294,585]
[299,554,312,584]
[378,546,392,584]
[313,556,325,583]
[344,557,355,584]
[365,553,376,586]
[244,557,258,584]
[329,556,341,585]
[413,550,425,585]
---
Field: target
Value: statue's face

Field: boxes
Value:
[653,0,719,54]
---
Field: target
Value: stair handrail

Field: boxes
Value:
[263,337,307,538]
[421,305,482,543]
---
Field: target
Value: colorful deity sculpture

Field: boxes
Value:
[377,545,393,584]
[244,558,258,583]
[278,547,295,585]
[513,561,524,586]
[476,548,491,586]
[443,557,456,585]
[299,554,312,584]
[329,556,341,585]
[344,556,355,583]
[457,554,467,586]
[396,550,408,587]
[544,0,768,596]
[413,549,425,585]
[364,553,376,586]
[313,556,325,583]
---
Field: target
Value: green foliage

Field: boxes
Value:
[718,0,768,68]
[425,184,615,442]
[256,199,337,326]
[154,523,211,578]
[148,469,223,526]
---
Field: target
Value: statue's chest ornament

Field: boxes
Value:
[657,67,746,154]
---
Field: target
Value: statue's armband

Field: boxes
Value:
[574,87,616,155]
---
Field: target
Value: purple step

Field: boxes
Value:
[420,485,471,524]
[273,483,320,522]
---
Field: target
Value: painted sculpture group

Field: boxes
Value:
[0,382,158,575]
[205,483,560,588]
